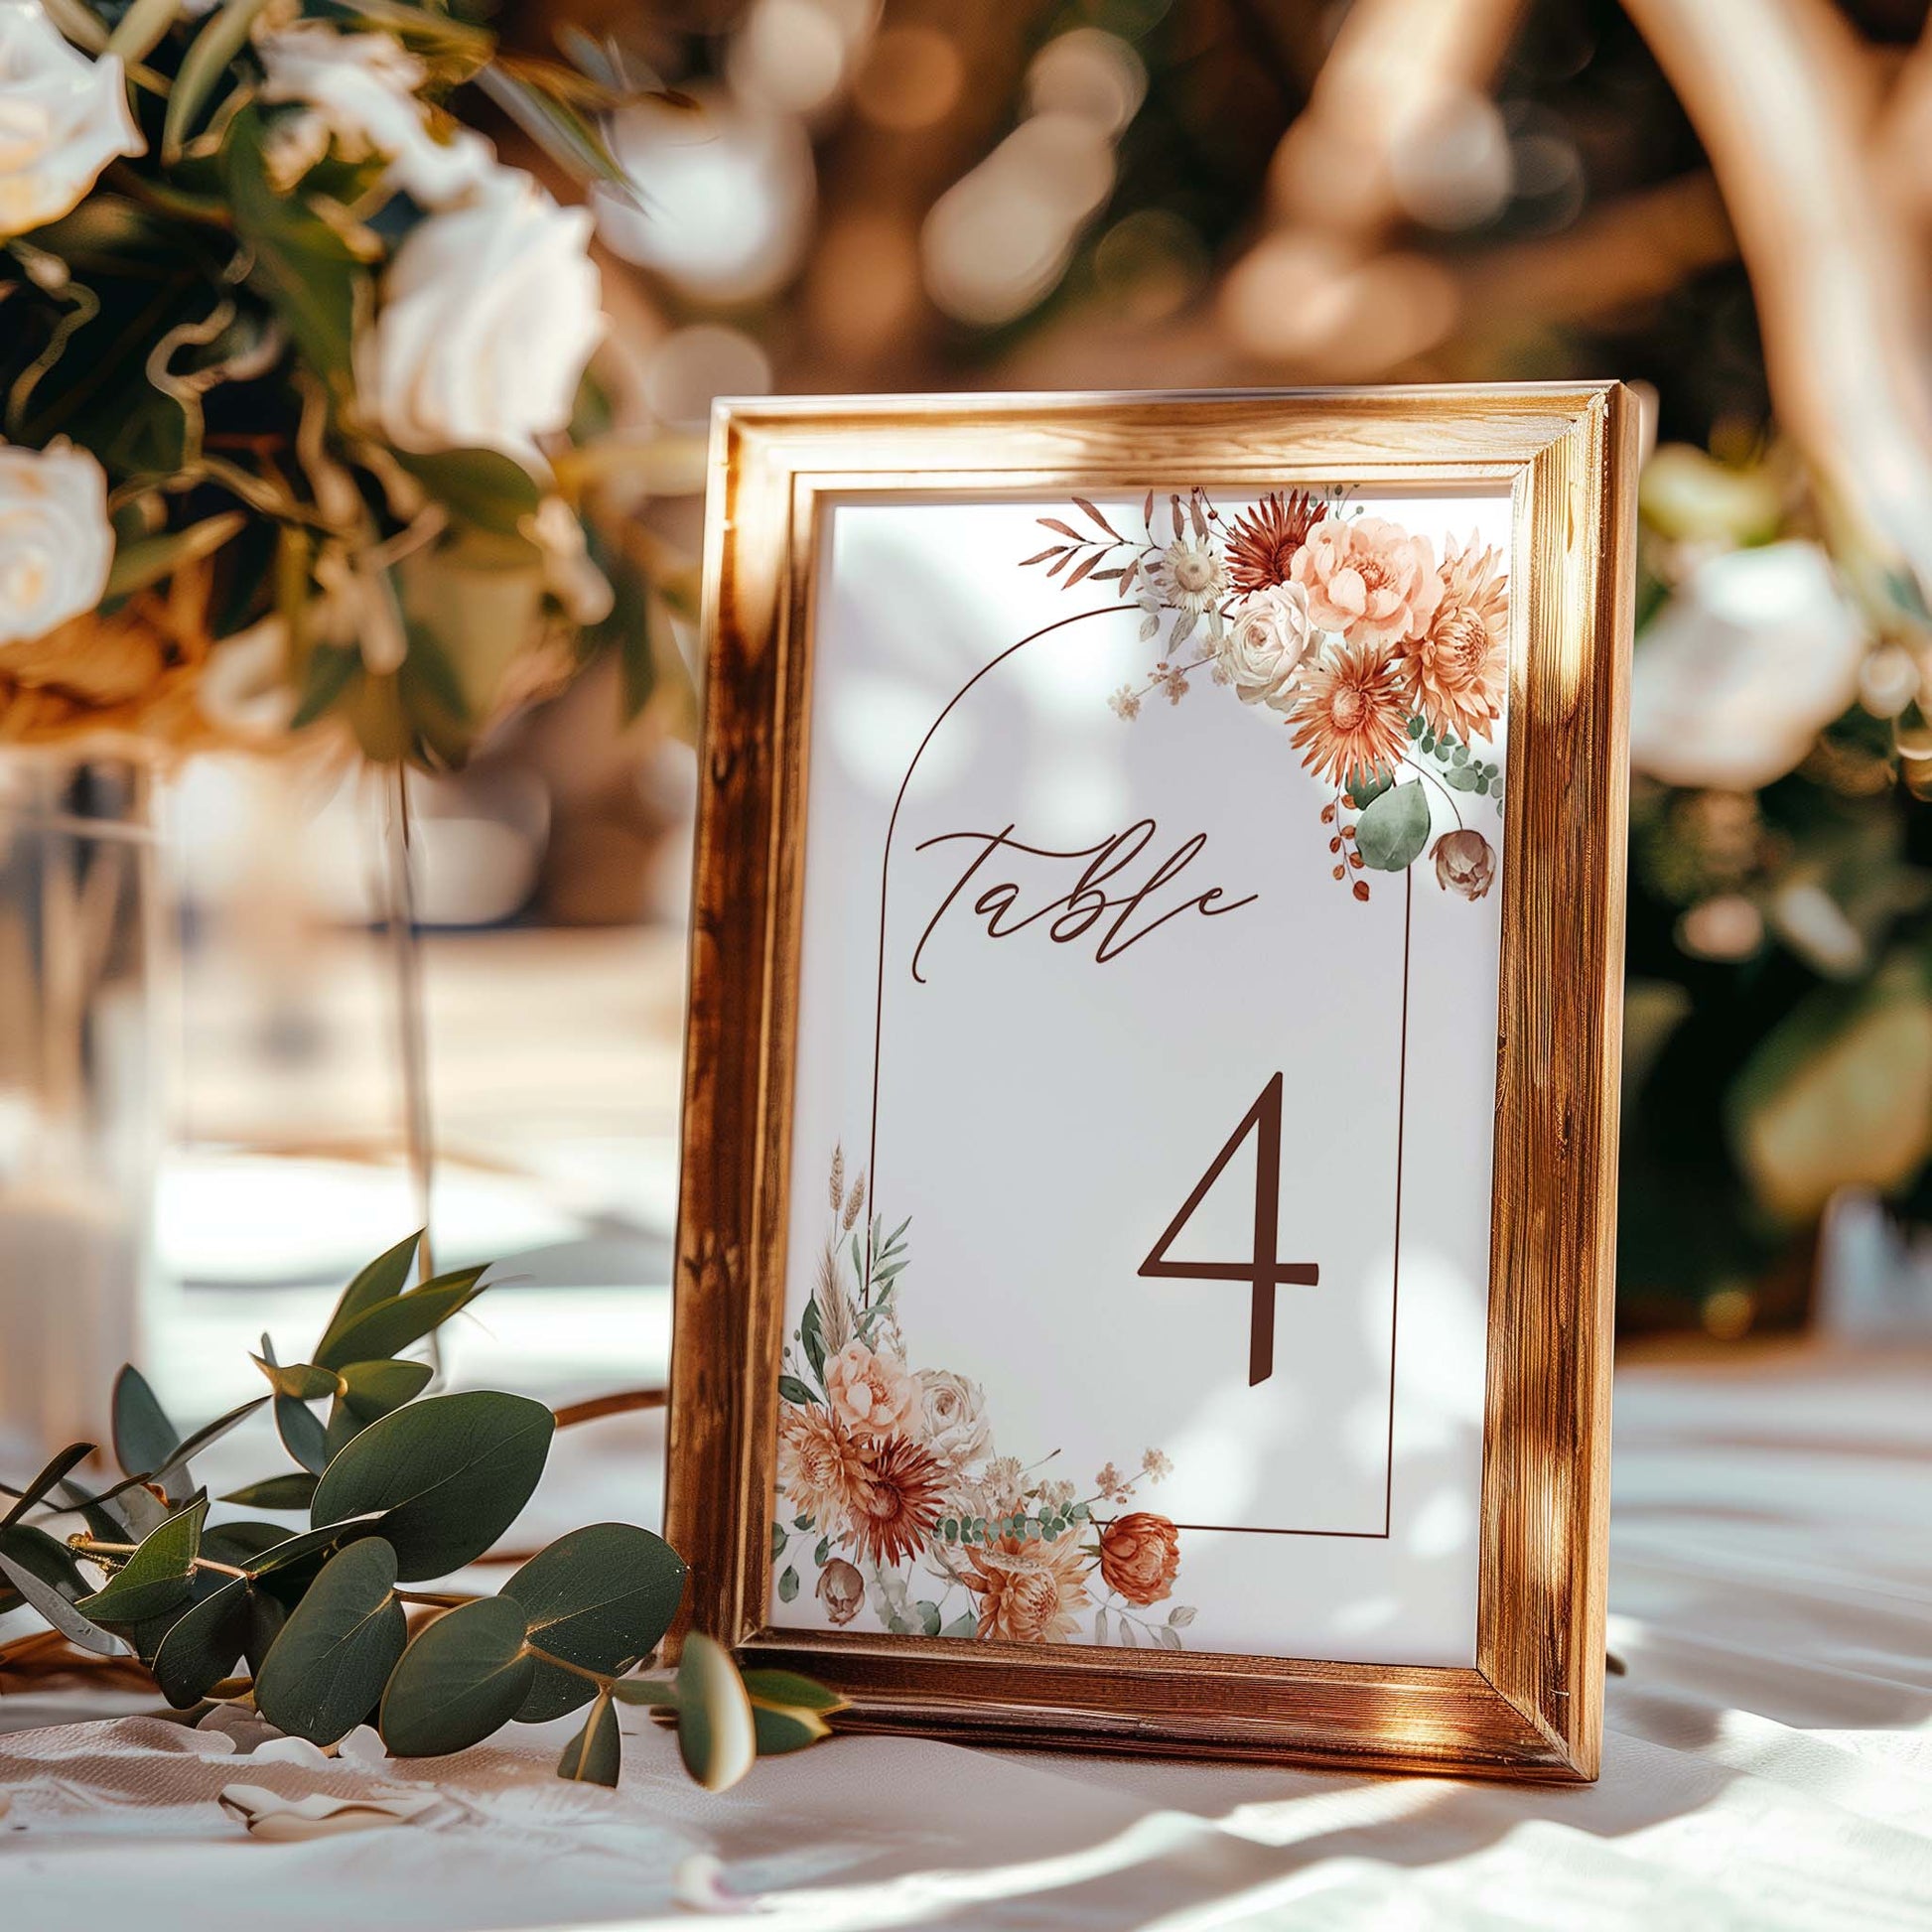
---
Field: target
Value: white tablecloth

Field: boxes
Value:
[4,1345,1929,1931]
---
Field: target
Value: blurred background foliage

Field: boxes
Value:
[535,0,1932,1338]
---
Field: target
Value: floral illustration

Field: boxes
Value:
[1027,487,1509,902]
[773,1146,1197,1649]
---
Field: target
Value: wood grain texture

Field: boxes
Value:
[665,385,1637,1780]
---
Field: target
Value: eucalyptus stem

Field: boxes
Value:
[381,760,439,1333]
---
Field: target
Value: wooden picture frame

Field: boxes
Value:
[666,386,1638,1782]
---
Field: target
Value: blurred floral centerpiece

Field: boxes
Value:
[0,0,676,757]
[1621,441,1932,1333]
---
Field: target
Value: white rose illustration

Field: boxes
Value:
[0,437,113,644]
[0,0,145,240]
[1220,580,1315,712]
[914,1369,990,1469]
[255,25,493,208]
[1629,541,1867,791]
[358,170,606,470]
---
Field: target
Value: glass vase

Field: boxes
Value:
[0,756,161,1454]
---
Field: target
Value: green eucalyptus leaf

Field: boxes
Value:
[610,1676,679,1709]
[152,1576,253,1707]
[222,104,363,383]
[163,0,272,160]
[253,1538,406,1744]
[751,1704,832,1754]
[310,1391,554,1581]
[221,1472,318,1511]
[397,451,541,538]
[103,513,246,601]
[200,1520,289,1565]
[289,643,360,731]
[501,1523,687,1723]
[380,1594,535,1757]
[0,1522,87,1615]
[254,1358,340,1403]
[740,1669,848,1715]
[339,1359,435,1419]
[111,1367,177,1481]
[143,1395,270,1496]
[276,1394,330,1475]
[0,1549,122,1654]
[76,1495,207,1626]
[556,1691,621,1786]
[1,1443,95,1529]
[249,1517,383,1580]
[313,1267,490,1372]
[674,1634,756,1794]
[313,1232,423,1363]
[1354,779,1432,873]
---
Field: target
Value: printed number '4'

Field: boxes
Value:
[1137,1072,1318,1386]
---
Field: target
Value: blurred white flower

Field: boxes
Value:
[521,496,613,626]
[1629,541,1866,791]
[254,24,493,207]
[358,172,605,470]
[198,616,294,739]
[0,437,112,643]
[0,0,144,239]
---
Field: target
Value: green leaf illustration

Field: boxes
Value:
[1354,779,1432,873]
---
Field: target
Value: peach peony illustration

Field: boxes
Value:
[963,1531,1093,1643]
[1289,640,1411,789]
[823,1339,917,1439]
[1098,1513,1181,1605]
[1290,514,1443,648]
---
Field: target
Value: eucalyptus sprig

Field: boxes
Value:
[0,1232,843,1791]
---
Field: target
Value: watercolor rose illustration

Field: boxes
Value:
[772,1145,1195,1650]
[1027,484,1507,904]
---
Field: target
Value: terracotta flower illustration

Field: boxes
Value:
[824,1338,917,1439]
[1291,514,1443,649]
[817,1557,864,1625]
[774,1147,1194,1650]
[1026,484,1507,907]
[964,1531,1093,1644]
[847,1433,947,1568]
[1289,640,1411,789]
[1432,828,1496,899]
[1396,536,1508,744]
[1098,1513,1181,1605]
[1226,488,1324,594]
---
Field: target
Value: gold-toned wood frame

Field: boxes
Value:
[666,386,1637,1782]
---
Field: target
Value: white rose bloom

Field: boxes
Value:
[0,0,144,240]
[255,24,494,208]
[1629,541,1867,791]
[914,1369,990,1469]
[358,171,605,470]
[0,437,113,644]
[1220,581,1315,712]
